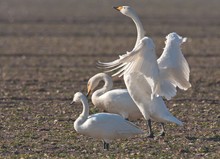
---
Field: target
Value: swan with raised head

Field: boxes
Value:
[71,92,144,150]
[101,6,191,99]
[87,72,142,121]
[98,6,188,137]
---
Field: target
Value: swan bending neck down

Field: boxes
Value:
[87,72,113,107]
[87,73,142,121]
[71,92,143,150]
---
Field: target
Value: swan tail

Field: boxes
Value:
[163,115,183,126]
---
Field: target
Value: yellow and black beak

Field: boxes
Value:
[113,6,123,11]
[86,85,92,97]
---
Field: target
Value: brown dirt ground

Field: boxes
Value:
[0,0,219,158]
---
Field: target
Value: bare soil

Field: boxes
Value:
[0,0,219,158]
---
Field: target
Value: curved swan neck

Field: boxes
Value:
[129,13,145,48]
[80,96,90,118]
[93,75,113,98]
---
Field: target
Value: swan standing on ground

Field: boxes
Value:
[87,73,142,121]
[71,92,144,150]
[87,73,182,137]
[98,6,188,137]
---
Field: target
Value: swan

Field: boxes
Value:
[87,73,142,121]
[107,6,191,99]
[98,6,187,136]
[99,37,184,137]
[71,92,144,150]
[87,72,183,137]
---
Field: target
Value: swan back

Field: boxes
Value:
[81,113,143,141]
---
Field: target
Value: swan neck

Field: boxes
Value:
[92,75,113,98]
[130,14,145,47]
[80,96,90,118]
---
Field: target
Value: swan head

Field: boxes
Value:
[87,73,104,97]
[87,73,113,97]
[71,92,86,104]
[113,6,137,18]
[165,32,187,45]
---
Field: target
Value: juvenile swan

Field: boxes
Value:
[71,92,143,150]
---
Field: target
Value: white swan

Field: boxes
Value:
[98,6,187,136]
[109,6,191,99]
[71,92,144,150]
[87,73,142,121]
[157,32,191,90]
[87,72,183,137]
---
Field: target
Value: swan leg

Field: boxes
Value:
[158,123,165,137]
[147,119,154,138]
[103,141,109,150]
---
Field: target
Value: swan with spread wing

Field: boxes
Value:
[100,6,191,100]
[98,6,190,137]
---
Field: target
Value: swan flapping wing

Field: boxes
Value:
[157,32,191,90]
[98,37,178,100]
[98,39,144,77]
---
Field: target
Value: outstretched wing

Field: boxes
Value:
[98,37,177,100]
[157,35,191,90]
[97,40,144,77]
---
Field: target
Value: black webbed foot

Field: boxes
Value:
[147,133,155,138]
[103,141,109,150]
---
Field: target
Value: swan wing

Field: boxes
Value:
[99,37,177,100]
[87,113,143,135]
[98,38,159,85]
[157,33,191,90]
[97,40,143,77]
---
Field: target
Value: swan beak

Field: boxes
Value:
[87,85,92,97]
[113,6,123,11]
[86,90,91,97]
[70,101,75,105]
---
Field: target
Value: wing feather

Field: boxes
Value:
[157,33,191,90]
